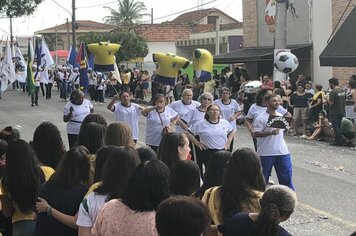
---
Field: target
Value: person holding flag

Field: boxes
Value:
[26,39,37,103]
[76,42,89,92]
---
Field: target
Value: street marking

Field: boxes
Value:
[297,202,356,228]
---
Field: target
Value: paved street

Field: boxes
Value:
[0,88,355,235]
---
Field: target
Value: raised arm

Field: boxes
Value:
[107,95,119,111]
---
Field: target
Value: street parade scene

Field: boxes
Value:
[0,0,355,236]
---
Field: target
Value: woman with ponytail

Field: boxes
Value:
[218,185,296,236]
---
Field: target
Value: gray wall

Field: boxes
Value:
[257,0,311,46]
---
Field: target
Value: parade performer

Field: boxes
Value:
[192,48,213,82]
[152,52,190,85]
[107,92,143,143]
[63,90,94,148]
[253,94,295,190]
[87,42,121,72]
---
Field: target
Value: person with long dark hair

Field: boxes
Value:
[170,160,200,196]
[63,90,94,148]
[92,160,170,236]
[76,146,141,236]
[157,132,191,172]
[32,122,66,169]
[202,147,266,226]
[194,151,231,199]
[218,185,296,236]
[0,139,49,236]
[77,122,106,156]
[93,145,117,183]
[35,146,91,236]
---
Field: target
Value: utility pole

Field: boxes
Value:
[273,0,288,82]
[66,18,70,50]
[151,8,153,24]
[9,16,13,49]
[55,24,58,65]
[72,0,76,49]
[215,18,220,55]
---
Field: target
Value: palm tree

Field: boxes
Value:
[103,0,150,25]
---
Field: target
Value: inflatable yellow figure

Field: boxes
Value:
[87,42,121,72]
[192,48,213,82]
[153,52,190,85]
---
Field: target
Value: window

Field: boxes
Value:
[207,16,219,25]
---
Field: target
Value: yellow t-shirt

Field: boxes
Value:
[0,165,55,223]
[204,79,216,94]
[201,186,263,226]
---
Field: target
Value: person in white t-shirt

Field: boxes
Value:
[245,89,290,151]
[76,146,140,235]
[31,65,41,106]
[63,90,94,148]
[214,87,241,151]
[253,94,295,190]
[169,89,200,132]
[186,104,235,176]
[107,91,143,142]
[142,94,179,153]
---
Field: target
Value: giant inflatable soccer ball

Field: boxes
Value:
[274,52,299,74]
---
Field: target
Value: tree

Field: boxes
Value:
[0,0,43,17]
[103,0,150,25]
[78,31,149,62]
[44,34,64,50]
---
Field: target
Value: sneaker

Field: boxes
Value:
[300,134,308,139]
[31,104,35,107]
[268,179,275,185]
[35,103,39,106]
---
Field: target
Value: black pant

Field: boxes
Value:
[45,83,52,99]
[330,114,344,144]
[40,82,45,96]
[12,80,19,89]
[31,87,40,105]
[68,134,79,149]
[97,89,104,103]
[197,148,222,178]
[89,85,96,101]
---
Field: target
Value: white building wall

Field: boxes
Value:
[197,14,237,25]
[144,41,176,62]
[189,28,243,39]
[312,0,333,88]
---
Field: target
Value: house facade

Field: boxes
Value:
[242,0,356,87]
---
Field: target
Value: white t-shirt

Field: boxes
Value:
[145,107,178,146]
[182,108,206,129]
[191,119,233,149]
[113,103,142,140]
[63,99,93,135]
[214,99,241,130]
[254,111,289,156]
[169,100,200,132]
[246,104,287,125]
[76,192,107,228]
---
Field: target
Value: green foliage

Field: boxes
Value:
[44,34,64,50]
[103,0,150,25]
[0,0,43,17]
[78,31,149,62]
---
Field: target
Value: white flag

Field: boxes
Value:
[15,46,27,83]
[0,40,16,91]
[112,56,122,84]
[40,37,54,70]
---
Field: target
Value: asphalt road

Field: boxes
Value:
[0,88,355,235]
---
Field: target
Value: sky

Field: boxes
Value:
[0,0,242,38]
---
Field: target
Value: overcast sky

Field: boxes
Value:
[0,0,242,38]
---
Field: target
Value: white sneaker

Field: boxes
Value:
[300,134,308,139]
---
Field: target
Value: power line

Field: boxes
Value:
[141,0,217,23]
[50,0,72,16]
[77,1,117,9]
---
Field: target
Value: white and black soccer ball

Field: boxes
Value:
[274,52,299,74]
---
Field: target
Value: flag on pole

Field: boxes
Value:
[14,45,27,83]
[67,44,78,67]
[26,39,36,95]
[88,53,94,69]
[112,56,122,84]
[76,42,89,91]
[0,39,16,91]
[39,37,54,84]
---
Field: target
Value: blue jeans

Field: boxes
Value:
[13,220,36,236]
[260,154,295,190]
